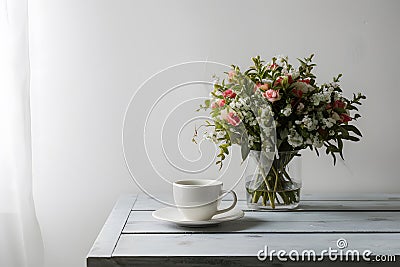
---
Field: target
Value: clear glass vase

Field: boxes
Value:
[245,150,302,210]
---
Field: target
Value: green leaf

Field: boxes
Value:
[241,141,250,161]
[332,152,337,165]
[342,135,360,142]
[220,145,229,155]
[337,138,344,160]
[342,125,362,137]
[338,126,349,137]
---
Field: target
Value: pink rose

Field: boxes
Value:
[211,99,226,109]
[263,89,281,103]
[226,111,241,126]
[217,99,225,107]
[222,89,236,99]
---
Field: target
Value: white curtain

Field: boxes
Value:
[0,0,44,266]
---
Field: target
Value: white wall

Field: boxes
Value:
[28,0,400,267]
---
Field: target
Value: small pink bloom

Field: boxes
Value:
[254,82,262,91]
[287,74,293,84]
[226,111,241,126]
[222,89,236,99]
[259,84,269,91]
[211,99,226,109]
[263,89,281,103]
[298,79,311,84]
[254,83,269,92]
[228,70,236,80]
[268,63,278,70]
[274,76,284,86]
[333,100,346,109]
[340,113,352,123]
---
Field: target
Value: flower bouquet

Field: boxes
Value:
[195,55,366,209]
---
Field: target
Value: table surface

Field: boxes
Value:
[87,193,400,267]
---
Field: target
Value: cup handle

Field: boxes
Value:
[215,190,237,215]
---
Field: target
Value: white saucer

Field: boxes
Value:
[152,207,244,227]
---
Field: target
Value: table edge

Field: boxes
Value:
[87,194,138,259]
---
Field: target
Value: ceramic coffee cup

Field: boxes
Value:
[173,179,237,221]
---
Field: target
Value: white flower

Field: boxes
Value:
[322,117,336,129]
[262,79,273,84]
[281,104,292,117]
[216,130,226,139]
[239,98,248,107]
[313,135,323,148]
[327,86,334,94]
[288,128,304,148]
[330,82,339,88]
[294,81,315,93]
[333,91,342,101]
[296,103,305,113]
[275,54,288,63]
[311,93,328,106]
[301,115,318,131]
[311,94,321,106]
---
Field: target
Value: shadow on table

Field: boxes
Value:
[176,217,267,232]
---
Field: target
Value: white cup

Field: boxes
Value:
[173,179,237,221]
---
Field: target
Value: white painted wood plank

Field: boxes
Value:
[113,233,400,257]
[123,211,400,233]
[135,193,400,207]
[301,193,400,201]
[133,199,400,211]
[297,200,400,211]
[133,194,400,211]
[87,194,137,258]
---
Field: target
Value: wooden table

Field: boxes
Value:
[87,194,400,266]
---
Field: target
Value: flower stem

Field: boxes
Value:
[271,165,279,207]
[257,160,275,209]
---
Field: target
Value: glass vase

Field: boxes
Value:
[245,150,302,210]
